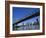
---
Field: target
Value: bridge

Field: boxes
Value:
[13,12,40,25]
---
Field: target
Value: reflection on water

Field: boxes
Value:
[14,25,40,30]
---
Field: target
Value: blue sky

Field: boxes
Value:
[12,7,40,24]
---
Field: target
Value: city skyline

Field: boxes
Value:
[16,16,40,26]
